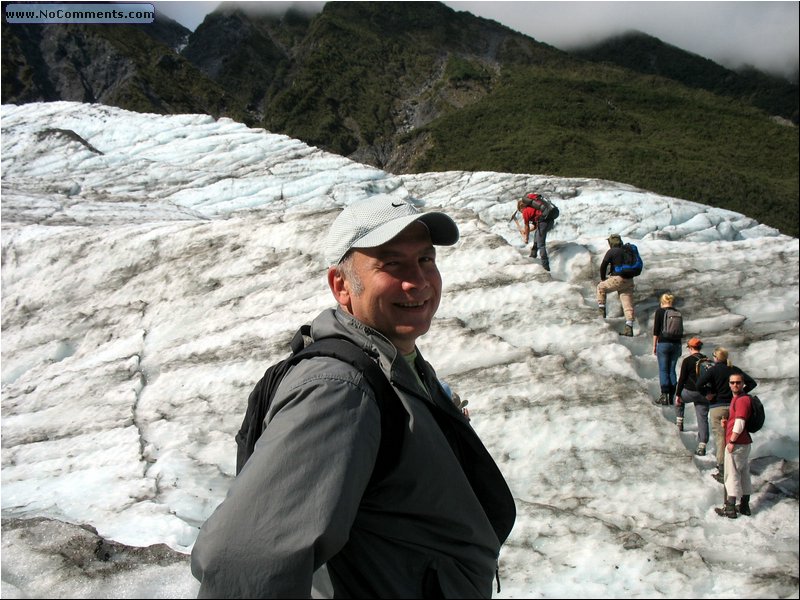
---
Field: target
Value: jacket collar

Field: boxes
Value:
[309,307,429,399]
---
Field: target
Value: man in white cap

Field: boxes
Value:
[191,194,516,598]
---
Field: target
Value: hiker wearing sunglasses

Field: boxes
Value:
[715,375,755,518]
[696,347,757,484]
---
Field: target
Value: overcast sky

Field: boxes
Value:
[154,1,799,80]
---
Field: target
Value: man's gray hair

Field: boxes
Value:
[336,252,363,295]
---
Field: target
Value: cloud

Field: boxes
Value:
[220,0,326,17]
[444,1,799,79]
[154,1,799,80]
[156,1,325,30]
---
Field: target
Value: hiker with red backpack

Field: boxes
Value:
[513,192,556,271]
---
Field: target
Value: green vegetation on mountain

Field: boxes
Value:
[248,3,798,236]
[572,31,799,124]
[260,1,523,158]
[1,21,244,120]
[413,63,798,235]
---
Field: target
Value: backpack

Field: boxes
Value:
[695,355,713,379]
[746,395,765,433]
[660,308,684,338]
[612,243,643,277]
[523,195,560,222]
[695,355,716,400]
[235,325,405,479]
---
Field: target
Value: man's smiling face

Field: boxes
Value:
[338,222,442,354]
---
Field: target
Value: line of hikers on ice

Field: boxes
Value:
[647,293,759,519]
[515,192,760,520]
[193,193,760,598]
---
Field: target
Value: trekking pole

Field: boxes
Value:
[509,209,519,222]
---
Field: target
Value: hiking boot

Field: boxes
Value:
[619,324,634,337]
[694,443,706,456]
[676,417,684,432]
[529,245,538,258]
[739,495,751,516]
[714,503,738,519]
[598,304,606,318]
[712,470,725,484]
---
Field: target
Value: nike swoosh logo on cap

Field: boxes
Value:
[392,202,404,207]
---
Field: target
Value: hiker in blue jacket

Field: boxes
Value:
[191,194,516,598]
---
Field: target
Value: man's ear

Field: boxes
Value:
[328,266,352,307]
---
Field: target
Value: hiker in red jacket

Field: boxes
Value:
[514,193,551,271]
[715,373,754,518]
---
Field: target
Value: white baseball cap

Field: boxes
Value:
[324,195,459,265]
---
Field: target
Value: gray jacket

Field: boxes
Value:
[191,307,516,598]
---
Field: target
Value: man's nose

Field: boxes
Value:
[400,263,431,290]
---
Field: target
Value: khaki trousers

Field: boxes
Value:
[709,405,729,467]
[724,443,752,498]
[596,276,635,321]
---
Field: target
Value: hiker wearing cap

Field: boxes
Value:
[514,193,552,271]
[596,234,637,336]
[675,338,710,451]
[191,194,516,598]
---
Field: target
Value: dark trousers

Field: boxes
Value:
[532,220,551,270]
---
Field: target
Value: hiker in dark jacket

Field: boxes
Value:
[675,338,710,455]
[191,194,516,599]
[596,234,636,336]
[696,347,757,484]
[652,293,682,408]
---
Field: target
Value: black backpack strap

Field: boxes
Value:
[292,338,406,487]
[290,324,311,354]
[235,357,297,474]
